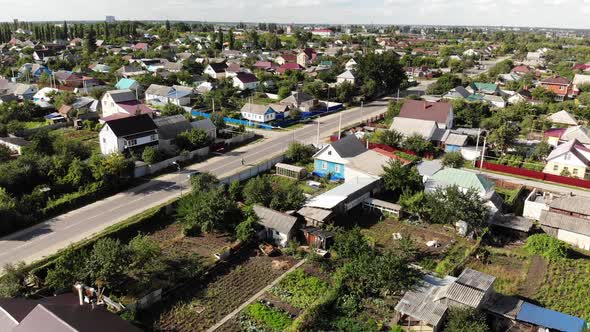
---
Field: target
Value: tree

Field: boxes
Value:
[209,112,226,132]
[175,128,213,151]
[375,129,403,148]
[442,152,464,168]
[424,186,490,232]
[141,146,161,165]
[578,92,590,106]
[236,208,258,242]
[531,86,556,103]
[403,134,433,155]
[444,308,490,332]
[448,58,465,73]
[488,124,518,152]
[531,141,551,160]
[84,26,97,55]
[0,144,11,162]
[285,142,315,164]
[45,247,88,291]
[243,176,273,206]
[355,51,405,95]
[86,238,129,285]
[62,158,91,188]
[333,228,372,260]
[89,153,133,188]
[128,234,163,278]
[160,103,186,117]
[23,130,54,155]
[165,20,171,32]
[270,185,306,212]
[177,187,239,234]
[382,160,423,196]
[427,74,462,95]
[228,28,236,49]
[190,172,219,192]
[336,81,356,103]
[0,262,26,297]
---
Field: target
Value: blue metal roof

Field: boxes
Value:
[516,302,586,332]
[115,78,137,90]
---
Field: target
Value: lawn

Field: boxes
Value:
[22,120,47,129]
[534,255,590,321]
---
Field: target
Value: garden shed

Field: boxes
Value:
[275,163,307,180]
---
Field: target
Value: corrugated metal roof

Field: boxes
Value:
[430,168,495,194]
[540,210,590,236]
[456,268,496,291]
[305,178,378,210]
[445,283,485,307]
[516,302,586,332]
[253,205,297,235]
[297,207,333,222]
[549,195,590,217]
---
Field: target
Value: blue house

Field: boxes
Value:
[313,135,368,180]
[19,63,52,78]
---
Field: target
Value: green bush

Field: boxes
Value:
[244,302,292,332]
[525,234,569,260]
[394,151,422,163]
[270,269,329,308]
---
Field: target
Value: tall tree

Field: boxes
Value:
[84,26,97,55]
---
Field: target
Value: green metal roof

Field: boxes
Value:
[472,82,498,92]
[431,168,495,193]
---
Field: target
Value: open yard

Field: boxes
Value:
[140,250,297,332]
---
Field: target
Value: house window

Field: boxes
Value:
[564,153,571,161]
[102,138,106,143]
[335,165,341,173]
[573,169,579,176]
[150,134,157,141]
[127,139,137,147]
[328,151,332,156]
[564,167,569,172]
[322,162,328,170]
[553,165,559,171]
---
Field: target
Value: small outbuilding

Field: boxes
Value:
[275,163,307,180]
[253,205,298,247]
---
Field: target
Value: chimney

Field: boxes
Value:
[75,283,83,306]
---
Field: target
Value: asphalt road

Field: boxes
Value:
[0,99,390,267]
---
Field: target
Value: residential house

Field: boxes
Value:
[544,125,590,147]
[268,103,290,120]
[395,268,496,332]
[19,63,51,78]
[153,114,193,153]
[33,48,59,62]
[133,42,149,52]
[115,78,141,92]
[467,82,499,95]
[232,72,259,90]
[0,137,30,155]
[511,65,531,76]
[240,103,277,123]
[297,48,317,68]
[540,195,590,250]
[254,61,278,71]
[9,83,38,100]
[276,63,304,75]
[191,118,217,139]
[0,294,142,332]
[275,53,297,66]
[483,95,506,108]
[336,70,356,85]
[101,89,153,120]
[99,114,158,155]
[547,110,578,127]
[390,117,443,141]
[507,89,533,105]
[280,92,320,112]
[145,84,192,106]
[443,86,483,102]
[203,62,228,80]
[311,29,334,37]
[253,205,297,247]
[543,139,590,179]
[572,73,590,95]
[116,64,145,78]
[539,76,573,101]
[345,58,357,71]
[312,135,390,182]
[397,100,454,129]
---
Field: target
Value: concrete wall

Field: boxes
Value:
[220,155,285,185]
[522,189,550,221]
[557,229,590,251]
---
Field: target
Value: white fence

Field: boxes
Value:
[134,146,210,178]
[224,132,256,146]
[220,155,285,185]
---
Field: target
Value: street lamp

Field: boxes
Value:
[172,161,183,196]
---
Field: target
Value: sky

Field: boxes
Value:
[0,0,589,29]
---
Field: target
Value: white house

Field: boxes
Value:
[253,205,297,247]
[345,58,357,71]
[311,29,334,37]
[240,103,276,123]
[145,84,191,106]
[101,90,154,120]
[203,62,228,80]
[336,70,356,85]
[99,114,159,155]
[232,72,260,90]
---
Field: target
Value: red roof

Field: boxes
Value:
[544,127,567,138]
[134,43,148,50]
[541,76,570,85]
[117,101,154,116]
[235,72,258,84]
[511,65,530,74]
[280,54,297,63]
[277,63,303,74]
[399,100,453,125]
[573,64,590,71]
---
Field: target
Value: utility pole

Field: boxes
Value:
[360,101,364,125]
[474,128,481,167]
[338,111,342,140]
[480,135,487,171]
[316,117,320,147]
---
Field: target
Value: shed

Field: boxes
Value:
[275,163,307,180]
[297,206,334,226]
[363,198,402,217]
[516,302,586,332]
[253,205,297,247]
[302,227,334,250]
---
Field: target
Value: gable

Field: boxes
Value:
[313,145,348,165]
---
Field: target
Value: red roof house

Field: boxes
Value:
[398,100,454,129]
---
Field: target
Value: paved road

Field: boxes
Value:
[464,168,590,198]
[0,99,390,268]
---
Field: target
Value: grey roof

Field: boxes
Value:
[153,115,192,140]
[305,178,378,210]
[455,267,496,291]
[490,215,534,232]
[191,118,216,133]
[431,128,449,142]
[445,283,487,307]
[390,117,437,139]
[549,195,590,216]
[107,90,136,103]
[454,86,471,98]
[280,92,314,107]
[241,103,271,116]
[445,133,468,146]
[297,206,334,222]
[345,150,390,177]
[0,136,30,147]
[540,210,590,236]
[417,160,443,178]
[330,135,367,158]
[145,84,173,96]
[482,292,523,320]
[395,274,456,327]
[253,205,297,235]
[275,163,306,173]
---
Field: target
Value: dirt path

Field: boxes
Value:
[520,255,547,297]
